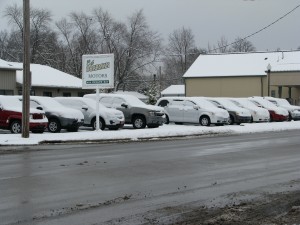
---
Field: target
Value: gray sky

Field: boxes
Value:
[0,0,300,51]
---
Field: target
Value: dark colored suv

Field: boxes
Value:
[0,95,48,133]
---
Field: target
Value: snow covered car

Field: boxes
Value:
[207,97,252,125]
[84,93,165,129]
[156,97,229,126]
[0,95,48,134]
[264,97,300,121]
[55,97,125,130]
[19,96,84,133]
[229,98,270,123]
[248,97,289,122]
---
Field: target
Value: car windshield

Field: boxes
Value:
[214,98,241,109]
[234,99,259,108]
[31,97,63,110]
[275,98,291,106]
[193,98,219,108]
[118,95,146,106]
[0,97,22,108]
[80,98,106,109]
[252,98,276,107]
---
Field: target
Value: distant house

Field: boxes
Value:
[183,51,300,104]
[161,85,185,97]
[0,59,22,95]
[0,59,92,97]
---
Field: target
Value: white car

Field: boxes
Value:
[207,97,252,125]
[156,97,229,126]
[229,98,270,122]
[55,97,125,130]
[264,97,300,121]
[248,97,289,122]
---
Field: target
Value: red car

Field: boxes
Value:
[0,96,48,134]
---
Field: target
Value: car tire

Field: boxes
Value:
[132,115,146,129]
[10,120,22,134]
[92,117,105,130]
[48,118,61,133]
[199,116,211,126]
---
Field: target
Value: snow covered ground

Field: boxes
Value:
[1,121,300,146]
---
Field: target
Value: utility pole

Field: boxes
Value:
[22,0,30,138]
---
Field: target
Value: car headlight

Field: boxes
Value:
[149,111,156,116]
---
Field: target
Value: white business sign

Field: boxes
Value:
[82,54,114,89]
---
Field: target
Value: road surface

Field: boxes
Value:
[0,130,300,224]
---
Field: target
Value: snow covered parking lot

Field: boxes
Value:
[1,121,300,146]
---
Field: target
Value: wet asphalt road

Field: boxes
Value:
[0,130,300,225]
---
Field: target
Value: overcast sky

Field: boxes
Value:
[0,0,299,51]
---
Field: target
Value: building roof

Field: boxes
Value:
[183,51,300,78]
[11,62,83,89]
[0,59,22,70]
[161,85,185,96]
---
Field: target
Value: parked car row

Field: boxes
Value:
[0,93,165,133]
[156,96,299,126]
[1,94,299,134]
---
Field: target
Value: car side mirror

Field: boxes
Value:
[193,105,199,110]
[36,106,43,111]
[82,105,88,110]
[121,102,128,108]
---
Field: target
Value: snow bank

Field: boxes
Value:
[1,121,300,146]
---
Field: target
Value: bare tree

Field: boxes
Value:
[230,37,256,52]
[3,4,60,66]
[217,36,230,53]
[93,8,162,91]
[56,12,98,77]
[163,27,200,87]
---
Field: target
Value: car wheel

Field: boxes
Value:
[199,116,211,126]
[92,118,105,130]
[132,115,146,129]
[48,118,61,133]
[10,120,22,134]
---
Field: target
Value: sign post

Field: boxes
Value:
[82,54,114,131]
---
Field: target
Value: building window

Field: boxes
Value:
[0,89,14,95]
[271,90,276,97]
[63,92,71,97]
[18,89,35,95]
[43,92,52,97]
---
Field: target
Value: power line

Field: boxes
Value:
[209,4,300,53]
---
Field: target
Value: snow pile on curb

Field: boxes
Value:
[1,121,300,146]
